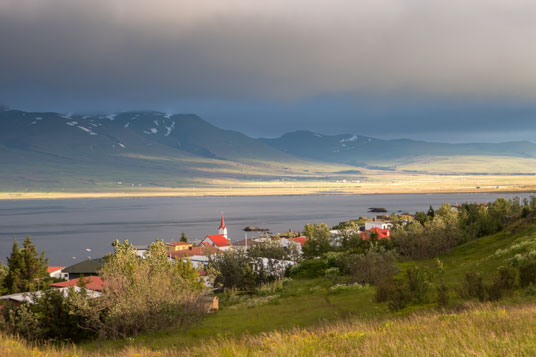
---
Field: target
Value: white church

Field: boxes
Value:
[200,214,232,250]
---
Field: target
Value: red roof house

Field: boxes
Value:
[170,246,219,259]
[47,266,66,279]
[289,236,309,246]
[361,228,391,240]
[50,276,104,291]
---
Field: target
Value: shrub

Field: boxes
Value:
[328,283,365,295]
[72,240,205,339]
[324,267,341,281]
[494,266,517,292]
[406,267,430,304]
[375,281,395,303]
[387,280,411,312]
[524,282,536,296]
[437,283,449,308]
[342,246,398,285]
[289,259,329,279]
[457,271,487,302]
[518,260,536,287]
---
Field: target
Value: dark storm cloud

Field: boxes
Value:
[1,0,536,140]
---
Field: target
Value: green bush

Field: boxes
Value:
[457,271,487,302]
[387,280,411,312]
[289,259,329,279]
[328,283,366,295]
[406,267,431,304]
[437,283,449,308]
[375,281,394,303]
[518,260,536,287]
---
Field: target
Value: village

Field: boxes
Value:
[0,213,397,312]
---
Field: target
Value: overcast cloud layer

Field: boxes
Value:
[1,0,536,140]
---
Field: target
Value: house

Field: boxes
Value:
[170,246,219,269]
[133,245,149,257]
[0,287,101,307]
[361,227,391,240]
[365,220,392,231]
[47,266,67,280]
[50,276,104,291]
[170,245,219,259]
[165,241,193,253]
[62,258,105,279]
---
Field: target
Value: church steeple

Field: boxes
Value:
[218,212,228,239]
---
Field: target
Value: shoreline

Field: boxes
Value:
[1,187,535,200]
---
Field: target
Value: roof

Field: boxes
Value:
[219,215,226,229]
[289,236,309,246]
[0,287,101,304]
[63,258,105,274]
[50,276,104,291]
[166,242,191,246]
[204,234,231,247]
[170,246,219,259]
[233,239,262,246]
[361,228,391,240]
[47,266,65,273]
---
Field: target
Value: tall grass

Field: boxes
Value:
[3,303,536,356]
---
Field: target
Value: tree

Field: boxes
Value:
[211,249,251,289]
[73,240,205,339]
[427,205,435,219]
[0,263,8,295]
[180,232,189,243]
[302,224,332,258]
[5,236,48,293]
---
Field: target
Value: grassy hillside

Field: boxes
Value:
[3,223,536,355]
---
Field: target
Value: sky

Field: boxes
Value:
[1,0,536,142]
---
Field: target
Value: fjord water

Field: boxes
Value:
[0,193,533,265]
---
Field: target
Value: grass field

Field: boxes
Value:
[2,171,536,200]
[2,302,536,356]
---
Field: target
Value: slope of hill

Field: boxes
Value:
[4,222,536,356]
[261,130,536,167]
[0,108,353,191]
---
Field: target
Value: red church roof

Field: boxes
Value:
[219,215,226,229]
[50,276,104,291]
[361,228,391,240]
[204,234,231,247]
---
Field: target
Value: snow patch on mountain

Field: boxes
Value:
[150,128,158,134]
[77,126,97,135]
[340,135,358,143]
[164,121,176,136]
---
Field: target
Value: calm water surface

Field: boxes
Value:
[0,193,533,265]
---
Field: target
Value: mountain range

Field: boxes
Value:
[1,106,536,191]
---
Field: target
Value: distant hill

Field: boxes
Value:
[0,108,348,191]
[260,130,536,167]
[2,106,536,191]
